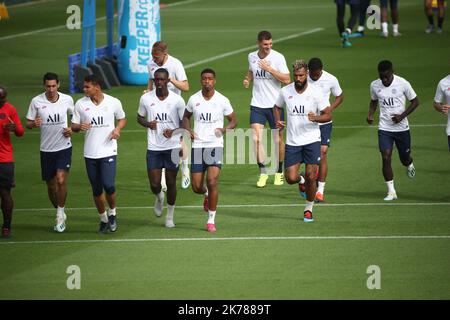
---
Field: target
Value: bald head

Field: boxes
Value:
[0,86,7,107]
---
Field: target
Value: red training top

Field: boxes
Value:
[0,102,24,162]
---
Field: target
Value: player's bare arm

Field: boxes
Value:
[169,78,189,92]
[308,106,332,123]
[367,99,378,124]
[109,118,127,140]
[273,105,285,129]
[330,93,344,111]
[243,70,253,88]
[258,59,290,84]
[25,116,42,129]
[433,102,449,114]
[391,97,419,123]
[182,110,196,140]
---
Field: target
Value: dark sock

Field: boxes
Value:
[3,219,11,229]
[438,17,444,28]
[427,15,434,25]
[257,162,267,174]
[278,162,283,173]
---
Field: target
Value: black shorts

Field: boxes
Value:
[0,162,15,188]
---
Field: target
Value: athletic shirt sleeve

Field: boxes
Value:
[370,81,378,101]
[67,96,75,116]
[402,79,417,101]
[10,106,24,137]
[331,76,343,97]
[72,100,82,124]
[174,59,188,82]
[434,79,444,103]
[274,91,285,109]
[276,53,289,74]
[186,95,194,113]
[317,94,330,112]
[114,98,126,119]
[223,97,234,116]
[138,95,148,117]
[26,97,37,120]
[176,96,186,120]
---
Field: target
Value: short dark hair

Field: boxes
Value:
[201,68,216,78]
[43,72,59,84]
[308,58,323,72]
[154,68,169,78]
[257,30,272,42]
[378,60,393,73]
[84,74,103,87]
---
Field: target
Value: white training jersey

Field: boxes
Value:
[72,94,126,159]
[308,70,343,126]
[370,75,417,132]
[248,49,289,109]
[26,92,74,152]
[434,74,450,135]
[147,55,188,95]
[138,90,185,151]
[275,83,329,146]
[186,90,234,148]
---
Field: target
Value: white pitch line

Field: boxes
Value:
[0,0,200,42]
[165,0,201,7]
[1,235,449,246]
[14,202,450,212]
[184,28,324,69]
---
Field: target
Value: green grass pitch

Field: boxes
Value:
[0,0,449,299]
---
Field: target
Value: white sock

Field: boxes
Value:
[345,27,352,34]
[204,187,208,197]
[208,210,216,224]
[157,191,164,203]
[386,180,396,194]
[299,174,305,184]
[57,206,65,216]
[99,211,108,223]
[305,201,314,212]
[181,158,188,170]
[408,163,415,170]
[317,181,325,194]
[357,25,365,32]
[108,207,116,216]
[382,22,388,33]
[393,24,399,33]
[167,204,175,221]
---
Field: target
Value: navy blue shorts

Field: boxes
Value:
[319,123,333,146]
[380,0,398,9]
[85,156,117,197]
[147,149,180,171]
[378,130,411,160]
[0,162,14,189]
[40,147,72,181]
[284,142,321,168]
[191,147,223,173]
[250,106,284,129]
